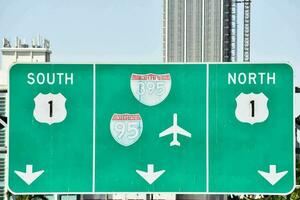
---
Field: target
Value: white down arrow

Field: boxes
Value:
[136,164,165,185]
[258,165,288,185]
[15,165,44,185]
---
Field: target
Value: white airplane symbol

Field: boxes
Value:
[159,113,191,146]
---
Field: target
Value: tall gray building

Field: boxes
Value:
[163,0,233,62]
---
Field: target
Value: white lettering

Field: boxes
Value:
[238,73,247,84]
[65,73,73,85]
[47,73,55,85]
[27,73,35,85]
[248,73,256,84]
[258,72,265,84]
[26,73,74,85]
[57,73,64,85]
[37,73,45,84]
[267,72,276,84]
[228,72,276,85]
[228,73,236,85]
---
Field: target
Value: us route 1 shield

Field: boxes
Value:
[8,63,294,194]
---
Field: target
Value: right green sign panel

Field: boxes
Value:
[208,63,294,194]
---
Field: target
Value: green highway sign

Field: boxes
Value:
[8,63,294,194]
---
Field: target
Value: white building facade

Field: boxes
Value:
[1,37,51,72]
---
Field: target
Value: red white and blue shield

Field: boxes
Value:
[235,92,269,125]
[130,73,171,106]
[110,113,143,147]
[33,93,67,125]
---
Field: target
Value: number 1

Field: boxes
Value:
[250,100,255,117]
[48,100,53,117]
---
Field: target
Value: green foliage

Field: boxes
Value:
[289,189,300,200]
[296,161,300,185]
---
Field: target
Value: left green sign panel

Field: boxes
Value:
[9,64,94,193]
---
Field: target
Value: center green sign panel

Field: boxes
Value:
[8,63,294,194]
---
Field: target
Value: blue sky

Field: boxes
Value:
[0,0,299,82]
[249,0,300,83]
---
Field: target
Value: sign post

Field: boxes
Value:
[8,63,294,194]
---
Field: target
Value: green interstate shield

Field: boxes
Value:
[8,63,294,194]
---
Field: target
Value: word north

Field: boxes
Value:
[27,72,74,85]
[228,72,276,85]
